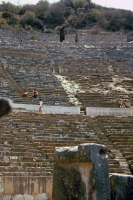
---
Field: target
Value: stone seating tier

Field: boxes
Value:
[95,116,133,174]
[0,111,133,177]
[0,29,133,107]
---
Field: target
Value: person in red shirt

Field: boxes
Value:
[22,89,28,97]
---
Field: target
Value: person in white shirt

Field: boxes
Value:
[39,99,43,113]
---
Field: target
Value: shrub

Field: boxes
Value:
[30,35,36,40]
[2,11,19,25]
[0,2,21,14]
[44,28,53,33]
[123,11,133,31]
[21,11,43,30]
[72,0,86,11]
[0,17,6,27]
[67,14,79,28]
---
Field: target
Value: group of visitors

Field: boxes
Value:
[22,89,38,98]
[22,88,124,114]
[22,89,44,113]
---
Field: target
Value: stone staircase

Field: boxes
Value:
[95,116,133,174]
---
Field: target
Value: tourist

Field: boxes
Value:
[118,99,123,108]
[20,38,23,43]
[33,89,38,98]
[22,89,28,97]
[39,99,43,113]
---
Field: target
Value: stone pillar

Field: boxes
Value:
[59,24,66,42]
[75,33,78,43]
[52,143,110,200]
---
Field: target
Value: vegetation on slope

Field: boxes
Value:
[0,0,133,33]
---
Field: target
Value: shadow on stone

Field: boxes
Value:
[0,99,11,118]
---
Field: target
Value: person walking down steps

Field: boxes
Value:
[39,99,44,113]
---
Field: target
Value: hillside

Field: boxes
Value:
[0,0,133,33]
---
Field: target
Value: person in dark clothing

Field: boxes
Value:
[33,89,38,98]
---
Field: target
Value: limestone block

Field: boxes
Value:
[12,193,47,200]
[36,193,47,200]
[0,182,4,197]
[13,194,25,200]
[110,173,133,200]
[52,143,110,200]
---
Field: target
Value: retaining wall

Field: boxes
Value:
[11,102,80,115]
[0,176,52,200]
[86,107,133,116]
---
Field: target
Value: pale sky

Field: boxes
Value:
[92,0,133,12]
[0,0,133,12]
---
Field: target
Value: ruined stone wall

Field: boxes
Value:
[0,28,59,42]
[53,143,110,200]
[52,143,133,200]
[0,176,52,200]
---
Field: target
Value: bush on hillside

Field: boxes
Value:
[44,28,53,33]
[0,2,21,14]
[72,0,86,11]
[123,11,133,31]
[2,11,19,25]
[30,35,36,40]
[0,17,6,28]
[0,0,133,32]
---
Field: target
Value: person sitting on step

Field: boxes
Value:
[22,89,28,97]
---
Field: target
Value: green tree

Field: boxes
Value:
[36,0,49,13]
[44,2,66,28]
[98,9,124,31]
[20,11,43,30]
[2,11,19,25]
[61,0,73,7]
[72,0,86,10]
[123,10,133,31]
[0,16,6,27]
[67,14,79,28]
[0,1,21,14]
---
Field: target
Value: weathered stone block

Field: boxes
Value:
[110,173,133,200]
[52,143,110,200]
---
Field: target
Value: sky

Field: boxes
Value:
[0,0,133,12]
[91,0,133,12]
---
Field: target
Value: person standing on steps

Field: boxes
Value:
[39,99,43,113]
[118,99,123,108]
[33,89,38,98]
